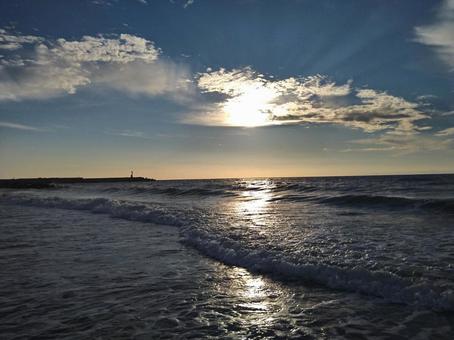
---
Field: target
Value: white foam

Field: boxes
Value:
[182,227,454,311]
[1,193,186,227]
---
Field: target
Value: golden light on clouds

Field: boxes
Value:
[194,67,430,135]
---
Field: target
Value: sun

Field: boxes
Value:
[223,86,276,127]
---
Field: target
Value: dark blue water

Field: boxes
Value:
[1,174,454,338]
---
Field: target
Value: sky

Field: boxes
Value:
[0,0,453,179]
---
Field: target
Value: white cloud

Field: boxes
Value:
[95,60,193,100]
[0,29,42,50]
[343,134,454,154]
[435,127,454,136]
[91,0,115,6]
[183,0,194,9]
[193,67,428,134]
[52,34,160,64]
[416,94,438,101]
[106,129,151,139]
[0,30,191,101]
[0,121,43,131]
[415,0,454,69]
[340,89,428,134]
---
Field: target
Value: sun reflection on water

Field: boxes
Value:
[232,267,270,312]
[234,181,274,228]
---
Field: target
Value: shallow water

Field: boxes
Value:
[1,175,454,338]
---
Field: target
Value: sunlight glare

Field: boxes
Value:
[224,86,276,127]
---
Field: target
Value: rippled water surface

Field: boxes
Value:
[1,174,454,338]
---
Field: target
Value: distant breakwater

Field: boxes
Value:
[0,177,155,189]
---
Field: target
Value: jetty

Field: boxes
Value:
[0,177,155,189]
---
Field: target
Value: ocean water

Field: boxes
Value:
[1,174,454,339]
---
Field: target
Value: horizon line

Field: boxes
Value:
[1,171,453,182]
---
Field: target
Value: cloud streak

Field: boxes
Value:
[183,0,194,9]
[414,0,454,70]
[343,134,454,154]
[0,121,43,131]
[435,127,454,136]
[106,129,152,139]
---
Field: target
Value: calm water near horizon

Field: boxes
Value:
[1,174,454,339]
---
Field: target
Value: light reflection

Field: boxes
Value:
[231,267,269,312]
[234,181,274,228]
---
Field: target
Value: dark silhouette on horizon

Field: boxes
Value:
[0,176,155,189]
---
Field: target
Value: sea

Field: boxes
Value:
[1,174,454,339]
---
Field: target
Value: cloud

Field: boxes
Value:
[0,121,43,131]
[414,0,454,69]
[52,34,160,64]
[91,0,115,6]
[416,94,438,101]
[343,134,454,154]
[183,0,194,9]
[0,29,43,50]
[193,67,429,134]
[0,30,192,101]
[95,59,193,100]
[340,89,428,134]
[435,127,454,136]
[106,129,151,139]
[169,0,194,8]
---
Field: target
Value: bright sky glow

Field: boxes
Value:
[224,86,276,127]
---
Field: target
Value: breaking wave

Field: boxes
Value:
[0,194,187,227]
[183,228,454,312]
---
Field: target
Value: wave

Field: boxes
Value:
[268,194,318,202]
[93,185,240,198]
[0,194,187,227]
[1,192,454,311]
[90,181,319,198]
[319,194,454,214]
[144,187,238,197]
[270,182,319,193]
[269,193,454,214]
[183,228,454,312]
